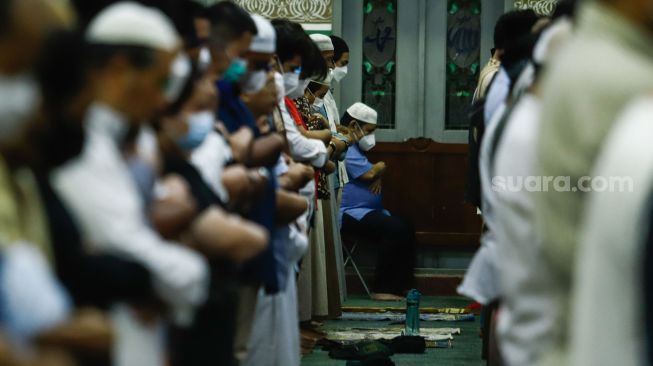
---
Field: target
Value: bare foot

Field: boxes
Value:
[370,293,405,301]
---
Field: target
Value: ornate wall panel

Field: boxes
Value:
[445,0,481,130]
[362,0,397,129]
[514,0,557,15]
[232,0,332,23]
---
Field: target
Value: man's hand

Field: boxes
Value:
[336,124,356,144]
[330,137,348,158]
[228,127,254,164]
[360,161,387,182]
[151,175,197,240]
[369,178,383,195]
[279,162,315,191]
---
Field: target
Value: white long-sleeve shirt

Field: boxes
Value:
[279,100,327,168]
[191,130,232,204]
[457,103,506,305]
[53,103,209,314]
[323,90,348,188]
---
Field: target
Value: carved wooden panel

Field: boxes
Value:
[366,139,482,249]
[232,0,332,23]
[514,0,558,15]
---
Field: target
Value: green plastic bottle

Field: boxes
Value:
[405,289,421,336]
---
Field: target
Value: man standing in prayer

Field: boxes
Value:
[533,0,653,364]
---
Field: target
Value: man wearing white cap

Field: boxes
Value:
[310,33,336,69]
[310,33,353,310]
[241,14,278,119]
[52,3,209,366]
[339,103,416,301]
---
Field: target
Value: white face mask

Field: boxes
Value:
[283,71,300,97]
[355,122,376,151]
[241,69,267,93]
[0,75,40,144]
[307,88,325,109]
[332,66,348,82]
[273,72,285,103]
[288,79,309,99]
[198,47,212,72]
[358,134,376,151]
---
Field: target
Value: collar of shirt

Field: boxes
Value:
[580,1,653,61]
[86,103,130,145]
[217,80,258,136]
[488,58,500,68]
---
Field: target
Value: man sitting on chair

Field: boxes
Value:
[339,103,416,301]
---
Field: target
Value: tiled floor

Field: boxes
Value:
[301,296,484,366]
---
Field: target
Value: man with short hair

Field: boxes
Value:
[272,19,329,169]
[52,3,209,365]
[534,0,653,364]
[481,9,538,125]
[311,33,352,313]
[206,1,257,81]
[310,33,336,69]
[472,10,522,103]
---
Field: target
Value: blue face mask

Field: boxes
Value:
[177,111,215,151]
[223,58,248,83]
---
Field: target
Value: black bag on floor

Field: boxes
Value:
[346,357,396,366]
[328,340,394,361]
[381,335,426,354]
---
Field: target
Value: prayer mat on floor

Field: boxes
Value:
[325,327,461,346]
[341,306,470,315]
[340,312,475,322]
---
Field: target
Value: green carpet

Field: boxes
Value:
[301,296,484,366]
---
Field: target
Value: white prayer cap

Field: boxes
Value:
[310,33,334,52]
[347,102,377,125]
[249,14,276,54]
[86,2,179,51]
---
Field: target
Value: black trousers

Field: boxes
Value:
[341,211,416,295]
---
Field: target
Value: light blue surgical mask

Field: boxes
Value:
[223,58,248,83]
[241,69,267,93]
[313,97,325,109]
[177,111,215,150]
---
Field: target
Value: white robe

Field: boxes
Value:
[54,104,209,366]
[492,94,559,365]
[569,98,653,366]
[457,103,506,305]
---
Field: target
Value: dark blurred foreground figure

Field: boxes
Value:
[567,97,653,366]
[530,0,653,364]
[0,0,158,365]
[488,13,575,366]
[51,3,210,365]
